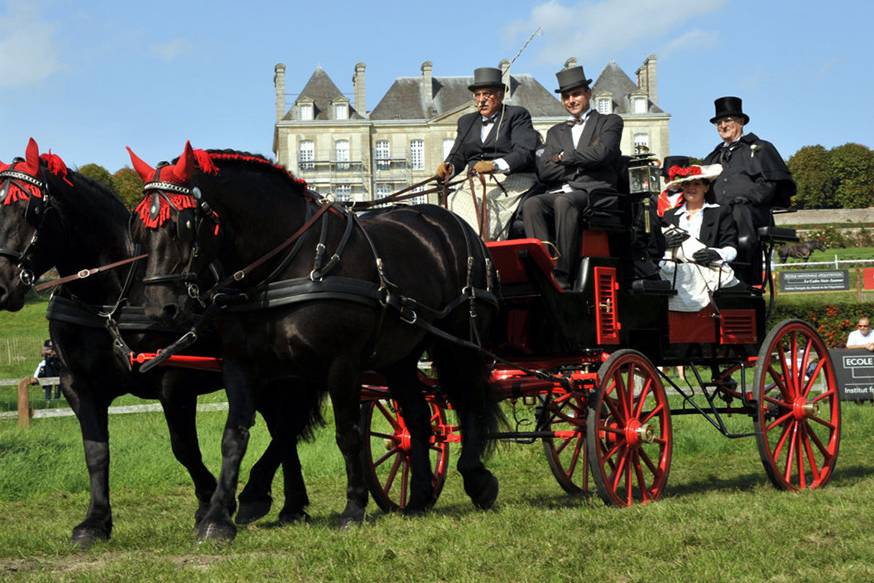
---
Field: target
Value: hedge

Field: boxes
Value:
[768,300,874,347]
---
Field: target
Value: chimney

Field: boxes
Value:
[274,63,286,122]
[420,61,433,116]
[564,57,577,69]
[498,59,512,99]
[636,54,658,105]
[353,62,366,116]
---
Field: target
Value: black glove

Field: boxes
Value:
[664,229,689,248]
[731,197,751,205]
[692,248,722,265]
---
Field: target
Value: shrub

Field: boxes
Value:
[769,300,874,347]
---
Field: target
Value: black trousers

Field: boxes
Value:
[730,203,771,283]
[522,190,591,280]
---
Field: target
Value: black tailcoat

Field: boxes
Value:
[444,104,539,174]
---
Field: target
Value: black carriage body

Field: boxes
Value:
[487,229,764,363]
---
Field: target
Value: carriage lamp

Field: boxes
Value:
[626,152,660,233]
[627,154,660,196]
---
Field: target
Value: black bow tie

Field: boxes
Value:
[482,116,497,125]
[566,116,586,126]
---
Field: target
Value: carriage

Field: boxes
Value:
[131,151,839,511]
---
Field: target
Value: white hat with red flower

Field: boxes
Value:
[664,163,723,191]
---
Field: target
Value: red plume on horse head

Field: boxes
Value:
[127,141,217,185]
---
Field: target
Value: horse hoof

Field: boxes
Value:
[196,519,237,542]
[71,525,110,549]
[338,511,365,529]
[236,497,273,526]
[470,474,499,510]
[277,509,310,525]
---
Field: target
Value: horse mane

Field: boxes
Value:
[174,149,308,190]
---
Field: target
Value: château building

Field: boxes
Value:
[273,56,670,203]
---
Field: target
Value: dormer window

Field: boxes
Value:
[633,96,648,114]
[334,102,349,120]
[299,102,314,121]
[596,97,612,114]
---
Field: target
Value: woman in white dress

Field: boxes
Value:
[659,163,741,311]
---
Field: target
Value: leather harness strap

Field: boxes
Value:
[33,253,148,293]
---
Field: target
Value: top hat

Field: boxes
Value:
[555,66,592,94]
[661,155,692,179]
[468,67,506,92]
[710,96,749,124]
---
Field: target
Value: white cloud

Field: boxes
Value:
[659,29,717,57]
[0,0,60,88]
[504,0,726,66]
[151,39,191,61]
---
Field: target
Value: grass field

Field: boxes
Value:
[2,400,874,581]
[1,259,873,580]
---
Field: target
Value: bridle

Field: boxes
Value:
[0,165,52,287]
[138,169,222,306]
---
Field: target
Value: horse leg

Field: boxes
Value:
[237,386,313,526]
[196,359,256,542]
[64,382,114,547]
[159,387,218,526]
[327,362,368,527]
[383,355,435,514]
[431,341,499,510]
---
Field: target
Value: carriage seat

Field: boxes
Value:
[758,225,799,244]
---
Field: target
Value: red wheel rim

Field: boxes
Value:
[754,321,840,490]
[587,350,672,506]
[360,397,450,511]
[542,391,589,495]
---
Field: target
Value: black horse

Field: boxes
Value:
[0,139,320,546]
[778,239,826,263]
[128,143,501,540]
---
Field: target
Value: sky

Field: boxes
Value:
[1,0,871,172]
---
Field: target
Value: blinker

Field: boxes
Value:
[0,183,6,203]
[150,192,160,220]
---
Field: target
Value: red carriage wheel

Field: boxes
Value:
[753,320,840,490]
[542,391,590,495]
[359,394,451,512]
[586,350,672,506]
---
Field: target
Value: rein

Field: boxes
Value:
[33,253,148,293]
[352,175,468,210]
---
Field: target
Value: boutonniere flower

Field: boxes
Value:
[750,144,761,158]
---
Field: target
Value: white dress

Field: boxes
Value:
[659,204,739,312]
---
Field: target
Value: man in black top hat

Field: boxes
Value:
[436,66,540,240]
[703,96,795,283]
[521,65,624,289]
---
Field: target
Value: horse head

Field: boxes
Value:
[0,138,69,310]
[128,141,223,323]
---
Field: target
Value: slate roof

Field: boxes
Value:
[369,74,566,120]
[591,61,664,114]
[282,67,364,121]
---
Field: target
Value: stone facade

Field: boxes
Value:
[273,57,671,203]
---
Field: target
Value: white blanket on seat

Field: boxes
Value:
[659,227,739,312]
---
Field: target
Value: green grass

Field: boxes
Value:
[1,402,873,581]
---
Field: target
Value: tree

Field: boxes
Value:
[112,167,144,209]
[828,143,874,209]
[77,163,115,191]
[788,145,835,209]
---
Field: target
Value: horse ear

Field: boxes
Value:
[173,141,196,182]
[24,138,40,175]
[0,160,8,172]
[127,146,155,182]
